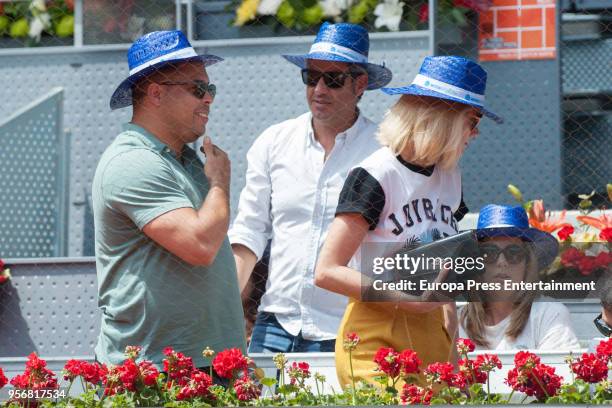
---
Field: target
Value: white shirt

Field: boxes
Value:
[229,111,380,340]
[459,301,582,351]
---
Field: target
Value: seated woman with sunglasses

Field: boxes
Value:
[459,204,581,351]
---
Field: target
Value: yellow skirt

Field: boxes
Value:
[335,299,452,389]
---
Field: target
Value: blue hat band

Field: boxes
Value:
[412,74,485,106]
[129,46,197,75]
[308,41,368,64]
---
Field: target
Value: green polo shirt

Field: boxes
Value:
[92,123,246,367]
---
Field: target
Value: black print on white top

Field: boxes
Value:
[387,198,459,236]
[336,164,467,235]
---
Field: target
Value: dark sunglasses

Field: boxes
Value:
[301,69,362,89]
[479,243,528,265]
[159,80,216,99]
[594,314,612,337]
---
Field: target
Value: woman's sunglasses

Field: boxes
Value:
[594,314,612,337]
[159,80,216,99]
[479,243,528,265]
[469,113,483,131]
[301,69,361,89]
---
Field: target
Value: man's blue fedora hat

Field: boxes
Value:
[476,204,559,269]
[282,22,392,90]
[110,30,222,110]
[382,56,503,123]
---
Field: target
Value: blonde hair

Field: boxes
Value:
[377,95,473,170]
[460,243,540,348]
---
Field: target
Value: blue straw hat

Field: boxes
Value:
[282,22,392,90]
[110,30,223,110]
[476,204,559,269]
[382,56,503,123]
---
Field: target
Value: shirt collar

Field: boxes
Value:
[122,123,198,161]
[123,123,168,153]
[306,109,365,147]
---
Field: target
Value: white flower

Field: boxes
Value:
[374,0,405,31]
[28,12,50,42]
[120,15,146,41]
[257,0,283,15]
[321,0,354,17]
[29,0,47,13]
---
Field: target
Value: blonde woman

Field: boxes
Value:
[459,204,580,351]
[315,56,503,387]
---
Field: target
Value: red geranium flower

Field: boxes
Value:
[456,338,476,355]
[596,338,612,361]
[176,370,213,401]
[212,348,249,379]
[163,347,194,386]
[593,251,612,270]
[138,361,159,387]
[577,256,598,276]
[234,374,261,402]
[287,361,311,386]
[571,353,609,383]
[62,360,104,385]
[398,349,421,375]
[600,227,612,242]
[560,247,584,268]
[102,365,124,396]
[459,358,487,384]
[475,353,502,372]
[513,350,540,372]
[401,384,433,405]
[80,362,105,385]
[63,359,83,381]
[418,4,429,23]
[0,367,7,389]
[10,352,58,392]
[424,362,455,384]
[124,346,142,360]
[343,332,360,351]
[374,347,401,378]
[506,362,562,401]
[557,225,574,241]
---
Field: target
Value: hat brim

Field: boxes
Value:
[282,52,392,90]
[381,84,504,124]
[109,54,223,110]
[476,226,559,269]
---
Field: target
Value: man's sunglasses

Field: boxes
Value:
[479,243,528,265]
[301,69,362,89]
[159,80,216,99]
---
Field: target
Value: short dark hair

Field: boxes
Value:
[131,62,189,107]
[349,64,368,102]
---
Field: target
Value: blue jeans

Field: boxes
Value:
[248,312,335,353]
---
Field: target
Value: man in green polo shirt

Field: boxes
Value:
[92,30,246,369]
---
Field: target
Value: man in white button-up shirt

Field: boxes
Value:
[229,22,393,353]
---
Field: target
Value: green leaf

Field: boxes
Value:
[300,4,323,25]
[578,199,592,210]
[276,0,296,27]
[261,377,277,387]
[348,0,371,24]
[450,7,468,27]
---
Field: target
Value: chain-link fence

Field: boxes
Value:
[0,0,610,403]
